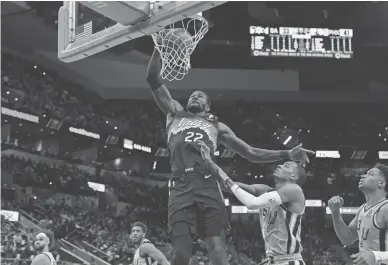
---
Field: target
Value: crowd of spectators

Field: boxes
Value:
[2,150,360,265]
[1,50,386,265]
[2,52,387,152]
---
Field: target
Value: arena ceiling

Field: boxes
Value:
[2,1,388,101]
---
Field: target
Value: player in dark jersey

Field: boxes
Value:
[329,163,388,265]
[146,48,315,265]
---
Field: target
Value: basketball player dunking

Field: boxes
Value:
[31,231,56,265]
[329,163,388,265]
[131,222,170,265]
[146,48,315,265]
[199,141,307,265]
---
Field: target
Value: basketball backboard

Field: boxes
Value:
[58,1,227,63]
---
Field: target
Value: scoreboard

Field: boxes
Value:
[250,26,353,59]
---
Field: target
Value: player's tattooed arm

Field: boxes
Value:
[146,49,183,115]
[218,122,315,164]
[141,243,170,265]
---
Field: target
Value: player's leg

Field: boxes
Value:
[197,195,230,265]
[170,223,193,265]
[203,229,229,265]
[169,202,196,265]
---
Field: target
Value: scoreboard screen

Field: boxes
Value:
[250,26,353,59]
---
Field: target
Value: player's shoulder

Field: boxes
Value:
[140,240,156,255]
[379,200,388,214]
[217,121,231,132]
[32,253,51,265]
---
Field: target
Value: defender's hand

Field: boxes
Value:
[328,196,344,213]
[288,143,315,166]
[351,251,376,265]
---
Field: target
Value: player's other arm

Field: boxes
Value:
[141,243,170,265]
[146,49,183,116]
[234,182,271,196]
[372,204,388,264]
[218,122,314,164]
[328,196,359,246]
[31,254,51,265]
[229,182,303,210]
[198,140,271,196]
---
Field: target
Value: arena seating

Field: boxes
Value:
[1,52,384,265]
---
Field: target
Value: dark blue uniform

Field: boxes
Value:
[167,111,229,238]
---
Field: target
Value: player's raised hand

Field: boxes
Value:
[328,196,344,213]
[288,143,315,166]
[197,140,211,162]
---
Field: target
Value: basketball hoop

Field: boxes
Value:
[151,14,208,81]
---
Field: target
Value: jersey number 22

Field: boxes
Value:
[185,132,203,142]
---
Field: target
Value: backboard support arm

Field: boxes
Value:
[58,1,227,63]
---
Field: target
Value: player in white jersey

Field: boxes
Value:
[329,163,388,265]
[31,231,57,265]
[131,222,170,265]
[198,141,307,265]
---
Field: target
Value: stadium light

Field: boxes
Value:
[283,136,292,145]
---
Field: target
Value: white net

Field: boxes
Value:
[151,15,208,81]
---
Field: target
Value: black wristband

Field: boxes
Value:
[146,74,163,91]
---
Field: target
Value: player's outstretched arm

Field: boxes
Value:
[146,49,183,116]
[218,122,315,164]
[328,196,359,246]
[228,182,303,210]
[141,243,170,265]
[234,182,271,196]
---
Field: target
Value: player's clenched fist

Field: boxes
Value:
[328,196,344,213]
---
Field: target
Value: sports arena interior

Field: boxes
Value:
[1,1,388,265]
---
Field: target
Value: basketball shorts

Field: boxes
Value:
[168,171,230,239]
[259,254,305,265]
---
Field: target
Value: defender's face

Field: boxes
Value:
[34,234,48,251]
[273,161,299,181]
[187,91,209,114]
[130,226,145,244]
[359,168,386,191]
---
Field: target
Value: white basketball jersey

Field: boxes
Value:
[133,239,157,265]
[259,203,304,257]
[357,199,388,252]
[43,252,57,265]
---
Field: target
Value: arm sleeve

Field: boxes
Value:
[231,185,282,210]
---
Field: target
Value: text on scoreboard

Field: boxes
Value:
[250,26,353,59]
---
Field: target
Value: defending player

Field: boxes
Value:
[31,231,56,265]
[131,222,170,265]
[146,48,315,265]
[328,163,388,265]
[198,140,307,265]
